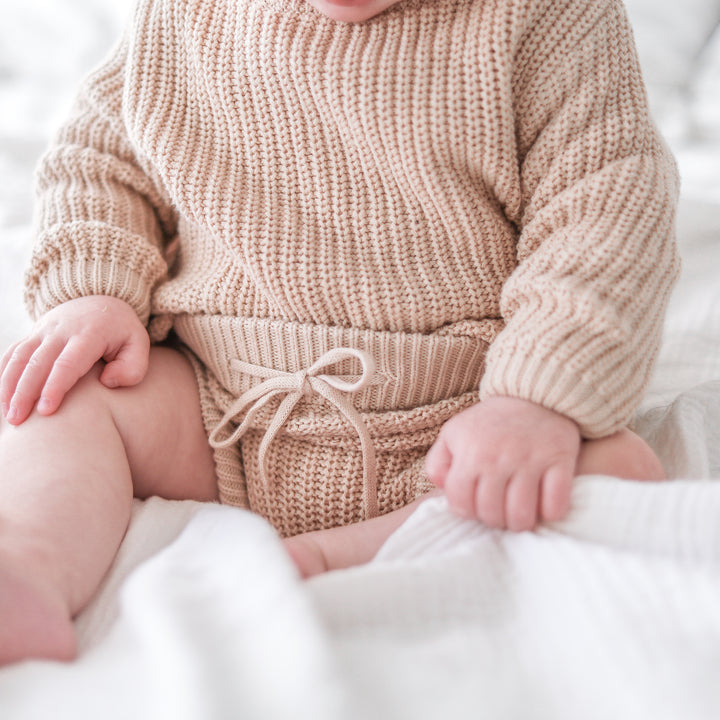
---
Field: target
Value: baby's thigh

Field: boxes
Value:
[106,345,217,501]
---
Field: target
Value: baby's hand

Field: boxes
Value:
[0,296,150,425]
[425,397,581,531]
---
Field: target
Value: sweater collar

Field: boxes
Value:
[250,0,430,22]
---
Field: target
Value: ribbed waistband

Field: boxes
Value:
[173,314,496,411]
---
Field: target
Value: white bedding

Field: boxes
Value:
[1,1,720,718]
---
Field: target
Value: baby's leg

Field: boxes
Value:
[284,489,444,578]
[0,347,215,665]
[576,427,666,480]
[285,429,664,578]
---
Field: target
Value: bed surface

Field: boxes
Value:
[1,1,720,718]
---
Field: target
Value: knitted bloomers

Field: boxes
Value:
[174,314,496,537]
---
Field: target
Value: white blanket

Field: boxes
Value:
[1,1,720,718]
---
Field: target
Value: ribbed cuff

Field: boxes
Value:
[479,351,632,439]
[25,257,154,325]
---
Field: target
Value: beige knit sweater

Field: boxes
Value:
[27,0,679,439]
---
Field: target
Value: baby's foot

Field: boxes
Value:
[283,490,442,579]
[0,550,76,665]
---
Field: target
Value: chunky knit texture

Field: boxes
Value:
[25,0,679,530]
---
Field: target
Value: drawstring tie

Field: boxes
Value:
[209,348,379,519]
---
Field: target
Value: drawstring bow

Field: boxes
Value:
[209,347,379,519]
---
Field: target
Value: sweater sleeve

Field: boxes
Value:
[24,33,176,328]
[479,0,680,438]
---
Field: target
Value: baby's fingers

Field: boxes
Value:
[1,339,42,419]
[0,340,23,381]
[504,470,541,532]
[444,464,481,519]
[2,338,58,423]
[1,341,25,411]
[98,332,150,389]
[424,438,452,488]
[540,461,575,522]
[474,471,510,528]
[37,336,106,416]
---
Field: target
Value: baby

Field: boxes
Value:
[0,0,678,664]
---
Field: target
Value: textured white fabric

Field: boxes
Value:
[1,1,720,718]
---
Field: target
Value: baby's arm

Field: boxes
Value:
[25,26,175,323]
[425,398,580,531]
[426,0,680,528]
[6,35,177,425]
[0,296,149,425]
[477,0,679,440]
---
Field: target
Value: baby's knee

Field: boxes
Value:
[578,429,666,481]
[56,362,117,419]
[615,429,666,480]
[63,346,187,414]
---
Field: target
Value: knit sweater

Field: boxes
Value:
[26,0,680,438]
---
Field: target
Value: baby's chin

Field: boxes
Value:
[304,0,403,22]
